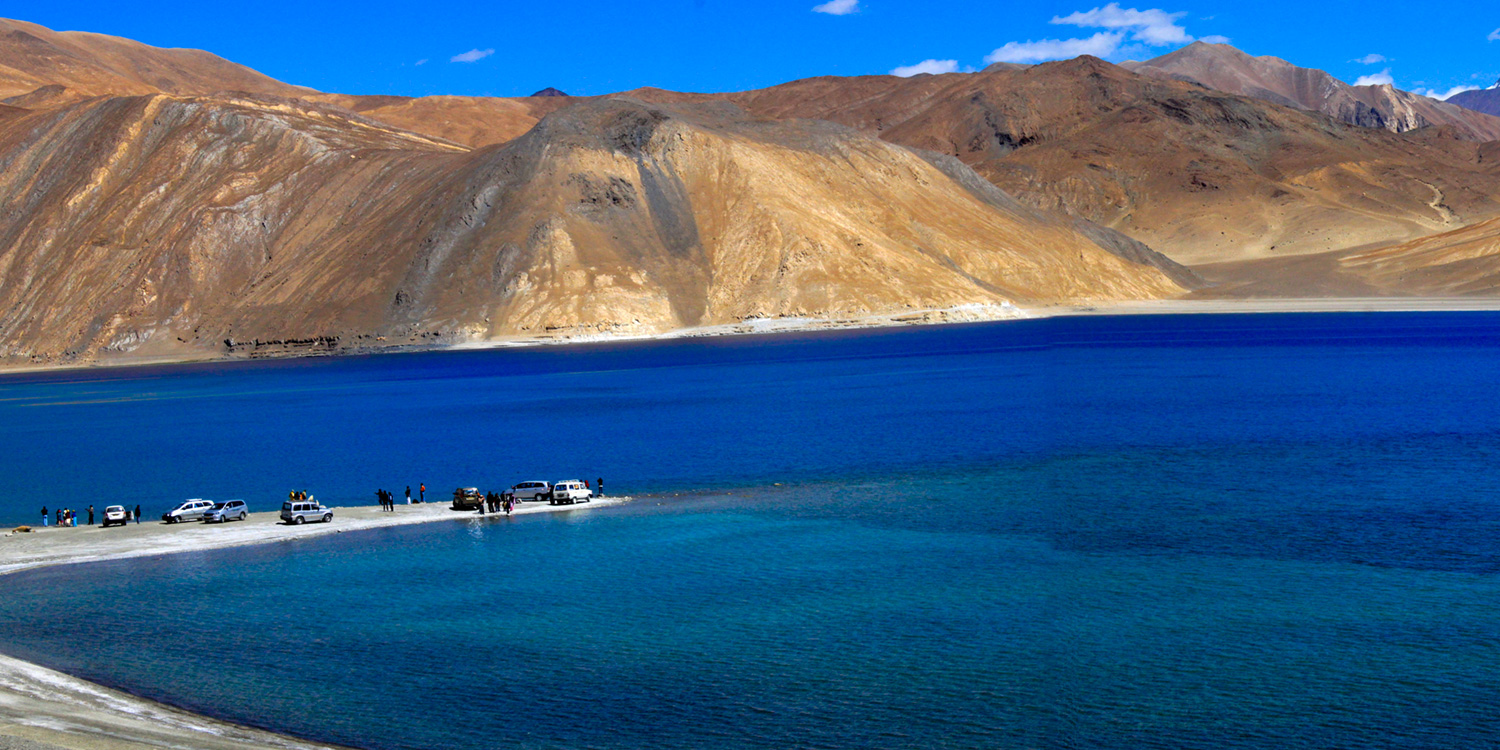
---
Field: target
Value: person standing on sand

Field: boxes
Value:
[503,494,512,516]
[88,505,95,526]
[405,486,412,505]
[420,483,426,503]
[597,478,604,498]
[40,506,47,527]
[134,505,141,523]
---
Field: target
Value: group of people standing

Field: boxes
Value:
[373,483,425,510]
[39,504,140,527]
[479,491,514,515]
[41,506,79,527]
[374,489,400,511]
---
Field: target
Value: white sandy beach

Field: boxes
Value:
[0,498,629,750]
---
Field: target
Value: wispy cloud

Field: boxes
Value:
[415,59,428,66]
[450,48,495,63]
[1351,53,1386,65]
[984,5,1218,65]
[1489,28,1500,42]
[890,59,959,77]
[1199,34,1230,44]
[813,0,859,15]
[1415,85,1480,101]
[1052,3,1191,45]
[986,32,1124,64]
[1353,69,1394,87]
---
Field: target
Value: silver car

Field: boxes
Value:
[281,499,332,525]
[203,499,249,523]
[162,499,214,524]
[509,481,551,501]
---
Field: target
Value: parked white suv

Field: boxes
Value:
[509,481,551,502]
[162,499,214,524]
[281,499,332,525]
[549,480,593,505]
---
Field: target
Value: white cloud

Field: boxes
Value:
[1052,3,1190,45]
[1352,53,1386,65]
[415,59,428,66]
[891,59,959,77]
[1489,28,1500,42]
[1353,69,1394,87]
[813,0,859,15]
[982,5,1220,65]
[450,48,495,64]
[1415,85,1480,101]
[985,32,1124,64]
[1199,35,1231,44]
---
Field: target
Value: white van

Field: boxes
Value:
[549,481,593,505]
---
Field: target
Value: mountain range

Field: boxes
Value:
[1449,83,1500,118]
[0,18,1498,366]
[1121,42,1500,141]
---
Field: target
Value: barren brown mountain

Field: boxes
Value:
[299,93,573,149]
[1121,42,1500,142]
[0,93,1183,365]
[0,18,307,100]
[1338,218,1500,295]
[7,17,1500,369]
[617,59,1500,265]
[8,18,1486,269]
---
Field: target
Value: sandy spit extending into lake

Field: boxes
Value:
[0,498,629,750]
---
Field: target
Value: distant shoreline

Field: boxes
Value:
[6,297,1500,377]
[0,499,629,750]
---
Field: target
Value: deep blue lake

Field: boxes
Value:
[3,314,1500,749]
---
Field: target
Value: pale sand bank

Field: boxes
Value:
[0,498,629,749]
[1028,297,1500,317]
[11,297,1500,376]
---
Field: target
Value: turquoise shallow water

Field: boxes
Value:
[3,314,1500,748]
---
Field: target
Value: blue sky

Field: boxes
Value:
[11,1,1499,100]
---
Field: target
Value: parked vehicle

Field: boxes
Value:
[452,487,483,511]
[203,499,249,523]
[281,498,332,525]
[162,499,214,524]
[102,505,130,527]
[549,480,593,505]
[509,481,551,502]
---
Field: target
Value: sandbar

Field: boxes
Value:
[0,498,629,749]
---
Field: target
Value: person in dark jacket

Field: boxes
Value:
[597,478,604,498]
[134,505,141,523]
[88,505,95,526]
[405,486,411,505]
[40,506,48,527]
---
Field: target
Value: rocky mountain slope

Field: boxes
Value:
[1120,42,1500,141]
[0,93,1184,366]
[617,58,1500,265]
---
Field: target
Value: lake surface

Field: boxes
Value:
[4,314,1500,749]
